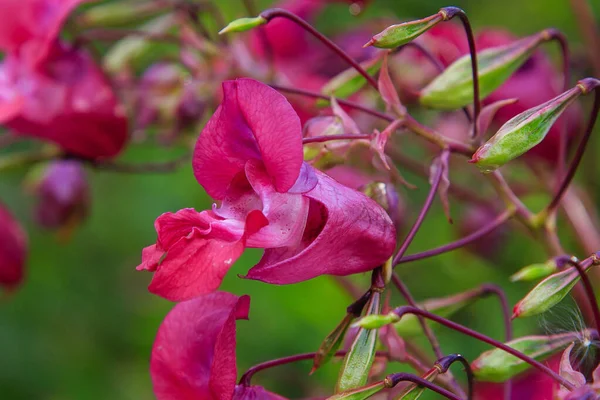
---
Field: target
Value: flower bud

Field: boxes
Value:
[327,381,386,400]
[354,312,399,329]
[471,332,577,382]
[33,160,89,231]
[512,266,584,318]
[364,13,443,49]
[510,260,558,282]
[219,16,267,35]
[470,85,583,172]
[420,30,549,110]
[0,204,27,291]
[322,55,383,100]
[337,292,382,392]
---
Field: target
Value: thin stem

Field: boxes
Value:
[569,0,600,75]
[302,134,371,144]
[391,306,576,391]
[396,209,513,265]
[547,80,600,212]
[436,354,474,400]
[239,350,388,386]
[0,147,62,172]
[442,7,480,139]
[385,373,462,400]
[392,149,449,265]
[566,258,600,344]
[260,8,378,89]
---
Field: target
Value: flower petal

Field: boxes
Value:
[150,292,250,400]
[0,203,27,290]
[245,170,396,284]
[193,79,302,199]
[233,385,287,400]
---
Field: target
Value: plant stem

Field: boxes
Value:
[239,350,389,386]
[392,149,449,265]
[546,79,599,213]
[384,373,462,400]
[441,7,480,139]
[569,0,600,75]
[396,209,513,265]
[436,354,474,400]
[390,306,576,391]
[565,258,600,345]
[302,134,371,144]
[260,8,378,89]
[0,147,62,172]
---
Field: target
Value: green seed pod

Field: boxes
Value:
[327,381,386,400]
[420,31,550,110]
[337,292,382,392]
[470,85,582,172]
[77,1,165,27]
[512,267,584,318]
[354,312,398,330]
[364,13,443,49]
[312,313,355,373]
[321,56,383,100]
[219,16,267,34]
[510,261,558,282]
[472,332,578,382]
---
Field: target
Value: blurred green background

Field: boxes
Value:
[1,0,599,399]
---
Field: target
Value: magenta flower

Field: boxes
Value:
[0,203,27,290]
[0,0,128,159]
[33,160,89,230]
[138,78,395,301]
[150,291,284,400]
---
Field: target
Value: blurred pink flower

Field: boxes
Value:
[0,203,27,290]
[138,79,395,301]
[150,291,285,400]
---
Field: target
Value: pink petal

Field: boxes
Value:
[244,160,309,248]
[559,344,586,388]
[245,170,396,284]
[287,162,318,194]
[233,385,287,400]
[193,79,302,199]
[136,244,163,272]
[0,203,27,290]
[150,292,250,400]
[148,229,246,301]
[0,94,24,122]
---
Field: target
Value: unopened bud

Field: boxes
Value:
[472,332,578,382]
[470,85,582,172]
[510,260,558,282]
[364,13,443,49]
[219,16,267,34]
[512,266,585,318]
[420,31,549,110]
[354,312,399,329]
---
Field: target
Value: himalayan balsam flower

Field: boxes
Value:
[138,78,396,301]
[150,291,285,400]
[0,203,27,290]
[0,0,127,159]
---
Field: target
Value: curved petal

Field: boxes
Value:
[245,169,396,284]
[150,292,250,400]
[233,385,287,400]
[193,79,302,199]
[244,160,309,249]
[0,203,27,289]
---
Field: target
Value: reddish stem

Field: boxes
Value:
[390,306,576,391]
[385,373,462,400]
[565,258,600,345]
[436,354,474,400]
[395,209,513,265]
[302,134,371,144]
[547,80,599,212]
[260,8,378,89]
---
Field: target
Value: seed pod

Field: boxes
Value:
[420,31,550,110]
[219,16,267,34]
[364,13,443,49]
[322,55,383,100]
[327,381,386,400]
[470,85,583,172]
[472,333,577,382]
[510,260,558,282]
[337,292,382,392]
[77,1,165,27]
[512,266,584,318]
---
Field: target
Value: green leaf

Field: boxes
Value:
[420,32,547,110]
[312,313,355,373]
[472,333,576,382]
[327,381,386,400]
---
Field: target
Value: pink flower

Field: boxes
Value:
[0,203,27,290]
[138,78,396,301]
[0,0,128,159]
[33,160,89,230]
[150,291,285,400]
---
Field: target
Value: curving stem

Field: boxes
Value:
[384,372,462,400]
[259,8,378,89]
